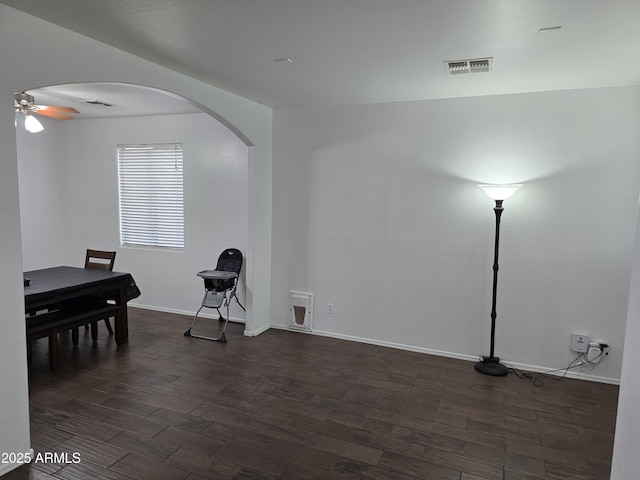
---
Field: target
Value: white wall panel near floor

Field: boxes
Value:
[272,86,640,383]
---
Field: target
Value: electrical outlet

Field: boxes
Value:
[571,332,590,353]
[327,303,334,315]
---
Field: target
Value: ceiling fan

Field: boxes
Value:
[15,92,79,132]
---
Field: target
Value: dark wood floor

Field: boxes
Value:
[6,308,618,480]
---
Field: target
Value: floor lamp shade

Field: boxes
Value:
[475,183,522,376]
[479,184,523,201]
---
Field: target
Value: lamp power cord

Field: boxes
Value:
[505,344,609,387]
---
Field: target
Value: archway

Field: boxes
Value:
[15,82,255,333]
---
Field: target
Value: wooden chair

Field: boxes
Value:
[73,249,117,341]
[85,249,117,272]
[86,249,117,334]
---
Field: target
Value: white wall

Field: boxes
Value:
[18,112,248,320]
[0,98,31,479]
[272,86,640,383]
[15,124,67,268]
[0,5,272,474]
[611,207,640,478]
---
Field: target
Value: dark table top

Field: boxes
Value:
[24,266,134,310]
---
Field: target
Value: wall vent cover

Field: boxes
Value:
[84,100,114,107]
[444,57,493,75]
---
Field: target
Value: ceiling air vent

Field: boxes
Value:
[84,99,114,107]
[444,57,493,75]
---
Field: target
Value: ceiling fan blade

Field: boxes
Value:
[35,110,75,120]
[35,105,80,114]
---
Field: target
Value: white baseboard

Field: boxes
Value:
[269,324,620,385]
[502,359,620,385]
[124,306,621,385]
[129,302,245,325]
[244,323,270,337]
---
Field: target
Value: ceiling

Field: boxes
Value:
[20,83,202,120]
[4,0,640,117]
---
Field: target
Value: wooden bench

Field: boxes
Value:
[26,301,121,370]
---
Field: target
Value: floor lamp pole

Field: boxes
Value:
[475,184,522,377]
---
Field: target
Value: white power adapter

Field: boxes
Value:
[587,341,607,364]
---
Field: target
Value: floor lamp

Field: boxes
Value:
[475,184,523,377]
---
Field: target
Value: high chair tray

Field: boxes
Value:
[197,270,237,280]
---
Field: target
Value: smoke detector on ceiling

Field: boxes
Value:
[444,57,493,75]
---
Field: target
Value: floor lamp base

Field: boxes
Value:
[475,356,509,377]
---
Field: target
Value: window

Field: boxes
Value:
[117,143,184,249]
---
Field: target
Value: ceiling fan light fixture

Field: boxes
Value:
[14,91,79,123]
[24,114,44,133]
[15,92,35,107]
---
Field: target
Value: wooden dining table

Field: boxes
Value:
[24,266,138,345]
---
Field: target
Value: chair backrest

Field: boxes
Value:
[216,248,243,274]
[205,248,242,291]
[85,249,116,271]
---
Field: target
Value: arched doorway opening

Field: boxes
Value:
[15,82,255,333]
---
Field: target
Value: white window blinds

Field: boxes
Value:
[117,143,184,249]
